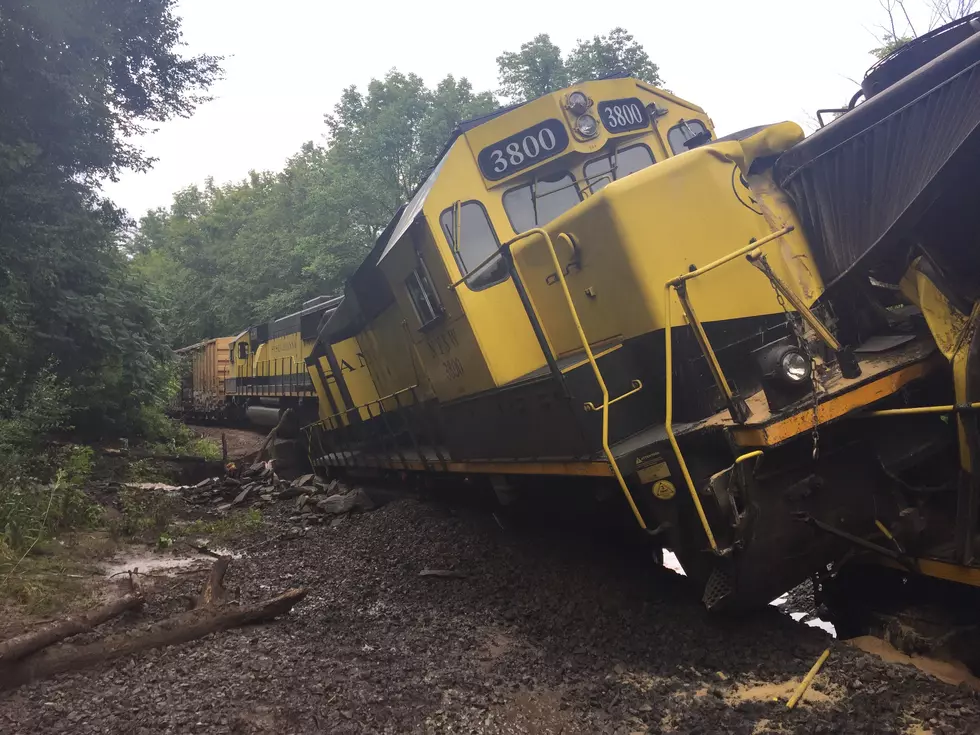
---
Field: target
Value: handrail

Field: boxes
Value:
[864,402,980,417]
[320,384,419,425]
[663,225,795,553]
[745,250,841,352]
[511,229,648,530]
[664,283,719,552]
[666,227,794,287]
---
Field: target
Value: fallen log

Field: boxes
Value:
[0,591,144,664]
[0,588,307,690]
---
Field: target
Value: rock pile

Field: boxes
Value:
[182,460,376,524]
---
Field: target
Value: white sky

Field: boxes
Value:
[103,0,929,218]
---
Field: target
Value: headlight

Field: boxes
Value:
[575,114,598,138]
[567,91,590,115]
[752,337,815,413]
[780,350,811,383]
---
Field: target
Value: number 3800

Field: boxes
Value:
[488,128,558,174]
[603,103,644,129]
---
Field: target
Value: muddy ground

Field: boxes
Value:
[2,488,979,734]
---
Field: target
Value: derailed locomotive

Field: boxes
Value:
[180,16,980,610]
[172,295,339,427]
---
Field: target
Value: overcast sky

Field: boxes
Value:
[103,0,931,218]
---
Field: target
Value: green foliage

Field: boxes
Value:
[110,487,179,539]
[496,34,569,103]
[0,446,101,554]
[184,438,222,461]
[870,33,914,60]
[0,369,71,479]
[496,28,661,102]
[133,73,497,345]
[0,1,219,438]
[566,28,661,88]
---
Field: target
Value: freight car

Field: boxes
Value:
[171,336,235,420]
[296,15,980,611]
[172,295,341,429]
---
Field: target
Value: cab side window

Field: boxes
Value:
[439,202,508,290]
[405,259,442,329]
[238,342,249,360]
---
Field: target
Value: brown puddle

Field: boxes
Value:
[847,635,980,690]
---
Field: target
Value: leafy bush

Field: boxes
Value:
[109,487,180,539]
[0,1,219,440]
[0,368,71,481]
[0,446,101,554]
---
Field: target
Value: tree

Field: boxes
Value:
[132,71,498,347]
[326,71,497,233]
[0,1,221,435]
[496,28,662,103]
[566,28,662,87]
[496,34,569,103]
[870,0,977,59]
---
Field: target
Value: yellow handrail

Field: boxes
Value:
[745,250,841,351]
[447,227,576,291]
[320,384,419,424]
[864,402,980,417]
[664,282,719,551]
[663,226,795,552]
[734,449,764,464]
[667,227,794,287]
[513,230,648,530]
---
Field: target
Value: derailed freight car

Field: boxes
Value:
[171,336,235,420]
[302,16,980,611]
[173,296,341,428]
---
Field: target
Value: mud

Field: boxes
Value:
[849,635,980,691]
[1,496,978,733]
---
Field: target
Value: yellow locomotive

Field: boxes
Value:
[173,295,341,428]
[177,15,980,610]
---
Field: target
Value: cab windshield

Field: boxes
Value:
[502,170,582,235]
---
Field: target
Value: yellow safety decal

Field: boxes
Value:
[652,479,676,500]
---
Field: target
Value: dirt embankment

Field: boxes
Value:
[1,488,978,734]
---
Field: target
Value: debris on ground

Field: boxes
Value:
[419,568,468,579]
[1,496,977,733]
[120,461,379,529]
[0,557,305,692]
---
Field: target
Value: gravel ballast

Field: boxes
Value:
[1,495,978,734]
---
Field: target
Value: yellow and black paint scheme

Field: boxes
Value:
[176,18,980,611]
[175,296,343,428]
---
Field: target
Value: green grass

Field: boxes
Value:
[107,486,180,540]
[184,437,222,461]
[0,533,116,617]
[181,507,264,541]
